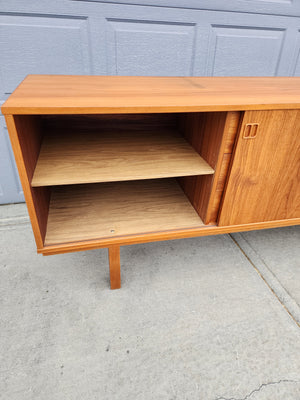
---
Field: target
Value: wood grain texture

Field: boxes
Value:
[4,115,50,248]
[45,179,204,246]
[178,112,226,217]
[40,218,300,256]
[3,76,300,115]
[219,109,300,225]
[215,154,232,192]
[207,112,241,221]
[32,129,214,187]
[108,246,121,290]
[179,111,241,223]
[204,112,241,223]
[223,111,242,154]
[207,190,223,223]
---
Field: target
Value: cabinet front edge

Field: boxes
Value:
[3,104,300,115]
[39,218,300,255]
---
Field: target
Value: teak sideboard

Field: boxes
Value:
[2,75,300,289]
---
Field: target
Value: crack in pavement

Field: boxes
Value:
[229,233,300,328]
[215,379,300,400]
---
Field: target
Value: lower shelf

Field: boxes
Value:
[45,179,204,246]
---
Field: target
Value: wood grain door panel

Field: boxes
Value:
[218,110,300,225]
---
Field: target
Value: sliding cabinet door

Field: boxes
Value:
[219,110,300,226]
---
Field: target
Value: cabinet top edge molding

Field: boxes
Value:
[3,75,300,115]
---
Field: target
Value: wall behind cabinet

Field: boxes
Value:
[1,0,300,203]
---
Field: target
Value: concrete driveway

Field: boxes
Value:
[1,204,300,400]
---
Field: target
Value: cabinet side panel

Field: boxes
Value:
[5,115,50,248]
[179,111,241,223]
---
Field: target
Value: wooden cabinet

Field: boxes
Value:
[219,110,300,225]
[2,76,300,289]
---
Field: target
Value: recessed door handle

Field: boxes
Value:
[243,123,259,139]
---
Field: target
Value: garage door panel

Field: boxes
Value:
[106,19,196,76]
[207,25,285,76]
[0,14,92,94]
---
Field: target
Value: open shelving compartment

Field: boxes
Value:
[45,179,205,245]
[31,114,214,186]
[12,110,239,252]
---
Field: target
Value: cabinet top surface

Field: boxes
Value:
[3,75,300,114]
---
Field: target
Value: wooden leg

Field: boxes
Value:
[108,245,121,289]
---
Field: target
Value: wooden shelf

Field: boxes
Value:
[32,129,214,187]
[45,179,204,245]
